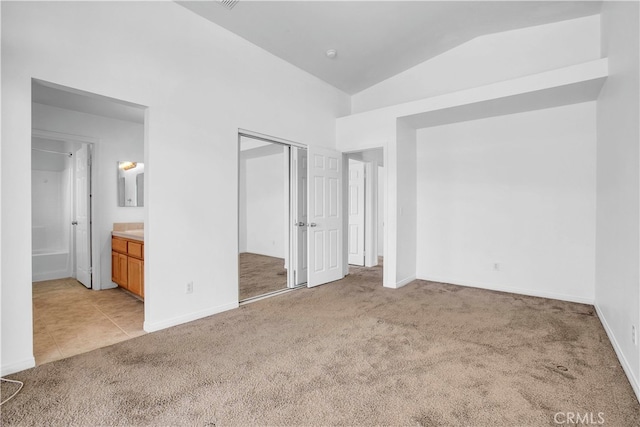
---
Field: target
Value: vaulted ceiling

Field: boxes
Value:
[178,1,602,94]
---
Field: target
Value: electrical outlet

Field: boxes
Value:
[632,325,637,345]
[186,281,193,294]
[493,263,500,271]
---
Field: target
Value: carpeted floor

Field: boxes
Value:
[239,252,288,300]
[2,263,639,426]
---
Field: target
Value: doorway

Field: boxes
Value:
[346,149,385,277]
[31,80,147,365]
[31,135,93,287]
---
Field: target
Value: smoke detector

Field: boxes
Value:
[326,49,337,59]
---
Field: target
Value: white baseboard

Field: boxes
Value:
[594,303,640,403]
[1,357,35,376]
[416,274,595,305]
[143,301,239,333]
[32,270,71,283]
[384,275,416,289]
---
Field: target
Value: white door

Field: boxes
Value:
[307,146,344,287]
[291,147,308,286]
[75,144,92,288]
[348,159,365,266]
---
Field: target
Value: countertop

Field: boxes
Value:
[112,229,144,241]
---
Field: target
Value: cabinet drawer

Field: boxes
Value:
[128,241,143,259]
[112,237,127,254]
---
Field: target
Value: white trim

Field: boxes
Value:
[238,128,307,148]
[240,286,301,305]
[385,275,416,289]
[32,128,99,145]
[595,303,640,403]
[1,357,35,376]
[363,161,378,268]
[417,274,595,305]
[143,301,238,333]
[341,144,386,155]
[32,271,70,282]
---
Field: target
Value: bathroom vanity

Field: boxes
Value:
[111,224,144,298]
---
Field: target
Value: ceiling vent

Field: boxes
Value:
[218,0,239,10]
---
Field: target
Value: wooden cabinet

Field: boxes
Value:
[112,251,128,287]
[127,257,144,297]
[111,235,144,299]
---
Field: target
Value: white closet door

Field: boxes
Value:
[291,147,308,286]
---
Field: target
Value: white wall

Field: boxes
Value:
[352,15,601,114]
[240,146,287,259]
[1,1,349,374]
[416,102,597,303]
[338,15,604,290]
[394,120,417,286]
[31,169,68,252]
[32,103,144,291]
[31,138,76,281]
[595,1,640,398]
[31,141,71,254]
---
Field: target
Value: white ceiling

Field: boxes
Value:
[179,1,602,94]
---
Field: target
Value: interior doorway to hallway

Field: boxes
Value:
[345,148,385,274]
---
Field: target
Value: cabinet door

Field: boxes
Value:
[128,257,144,298]
[118,253,128,289]
[112,251,119,283]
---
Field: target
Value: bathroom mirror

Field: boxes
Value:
[117,161,144,207]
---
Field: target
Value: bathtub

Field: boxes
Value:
[32,249,72,282]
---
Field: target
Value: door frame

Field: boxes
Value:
[32,129,100,289]
[237,129,308,301]
[290,146,308,286]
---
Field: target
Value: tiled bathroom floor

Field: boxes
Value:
[32,278,145,365]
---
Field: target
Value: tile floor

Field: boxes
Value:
[33,277,145,365]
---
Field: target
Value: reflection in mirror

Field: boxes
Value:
[118,161,144,207]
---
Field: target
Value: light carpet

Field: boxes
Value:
[2,263,639,426]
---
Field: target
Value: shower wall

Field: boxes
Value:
[32,140,74,281]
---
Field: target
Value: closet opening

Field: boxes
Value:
[238,132,308,302]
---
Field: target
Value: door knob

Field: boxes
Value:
[71,221,78,225]
[295,222,306,227]
[308,223,317,227]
